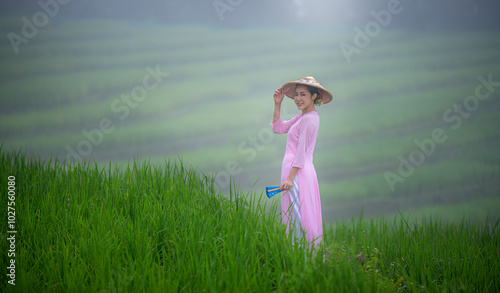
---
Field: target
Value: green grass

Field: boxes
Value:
[326,213,500,292]
[1,148,499,292]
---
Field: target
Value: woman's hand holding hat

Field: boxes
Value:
[273,87,284,104]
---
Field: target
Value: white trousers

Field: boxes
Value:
[288,174,304,242]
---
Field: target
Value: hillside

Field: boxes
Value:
[1,148,499,292]
[1,17,500,222]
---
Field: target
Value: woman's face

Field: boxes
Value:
[294,85,316,111]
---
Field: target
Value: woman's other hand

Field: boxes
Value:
[280,179,294,191]
[273,87,284,104]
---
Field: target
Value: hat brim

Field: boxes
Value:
[281,81,333,105]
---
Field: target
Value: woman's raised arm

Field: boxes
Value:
[272,87,284,124]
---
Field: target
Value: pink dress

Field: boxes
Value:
[271,111,323,247]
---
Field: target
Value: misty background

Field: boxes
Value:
[1,0,500,223]
[3,0,500,30]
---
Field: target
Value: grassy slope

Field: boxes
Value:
[1,17,500,222]
[0,148,385,292]
[1,148,499,292]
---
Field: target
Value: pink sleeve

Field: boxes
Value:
[292,117,316,169]
[270,118,286,133]
[271,115,301,134]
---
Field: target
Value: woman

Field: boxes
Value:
[270,76,333,248]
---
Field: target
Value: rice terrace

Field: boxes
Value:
[1,2,500,292]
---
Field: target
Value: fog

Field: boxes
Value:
[3,0,500,30]
[1,0,500,221]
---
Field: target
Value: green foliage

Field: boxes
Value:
[0,148,389,292]
[327,212,500,292]
[1,148,498,292]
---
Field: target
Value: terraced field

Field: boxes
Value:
[1,17,499,222]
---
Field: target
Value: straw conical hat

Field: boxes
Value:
[282,76,333,105]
